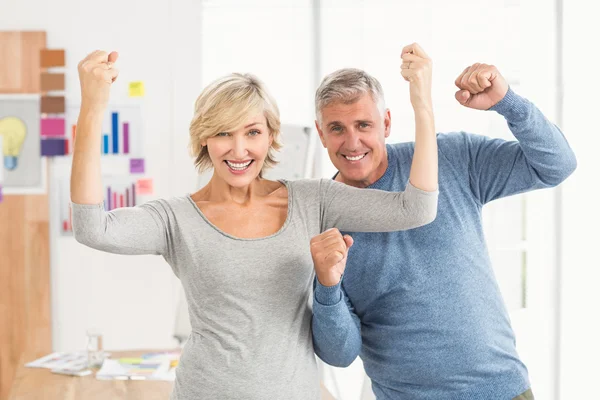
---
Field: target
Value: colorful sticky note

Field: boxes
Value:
[40,49,66,68]
[136,178,153,195]
[129,158,145,174]
[41,73,65,91]
[128,81,145,97]
[41,138,67,156]
[41,118,65,137]
[41,96,65,113]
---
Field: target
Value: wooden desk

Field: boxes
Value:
[9,350,336,400]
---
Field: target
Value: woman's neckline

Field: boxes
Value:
[185,179,293,241]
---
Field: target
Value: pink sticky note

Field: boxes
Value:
[41,118,66,137]
[136,178,154,195]
[130,158,145,174]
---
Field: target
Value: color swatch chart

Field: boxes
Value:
[40,49,69,157]
[66,104,142,157]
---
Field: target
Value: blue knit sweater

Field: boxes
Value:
[312,88,577,399]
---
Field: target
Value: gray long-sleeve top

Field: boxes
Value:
[71,178,438,400]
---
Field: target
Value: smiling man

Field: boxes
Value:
[310,46,577,399]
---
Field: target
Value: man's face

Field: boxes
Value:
[316,93,391,188]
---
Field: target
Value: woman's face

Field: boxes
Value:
[204,112,273,187]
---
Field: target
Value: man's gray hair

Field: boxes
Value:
[315,68,385,123]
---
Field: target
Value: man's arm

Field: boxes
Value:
[454,64,577,204]
[310,229,362,367]
[312,279,362,368]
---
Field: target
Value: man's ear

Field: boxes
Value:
[384,109,391,138]
[315,120,327,147]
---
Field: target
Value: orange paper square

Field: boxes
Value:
[40,49,65,67]
[136,178,154,195]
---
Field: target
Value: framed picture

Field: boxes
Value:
[0,94,46,194]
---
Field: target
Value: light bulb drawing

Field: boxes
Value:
[0,117,27,170]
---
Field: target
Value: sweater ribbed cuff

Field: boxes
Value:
[489,87,529,120]
[314,280,342,306]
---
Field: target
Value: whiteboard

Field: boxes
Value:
[264,124,316,180]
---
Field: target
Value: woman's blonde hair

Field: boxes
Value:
[189,73,282,177]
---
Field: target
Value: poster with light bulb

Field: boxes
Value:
[0,95,44,194]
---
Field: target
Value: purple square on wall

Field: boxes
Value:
[130,158,145,174]
[41,138,66,156]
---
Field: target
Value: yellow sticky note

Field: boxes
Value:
[136,178,154,195]
[128,81,145,97]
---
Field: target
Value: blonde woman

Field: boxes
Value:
[70,50,438,400]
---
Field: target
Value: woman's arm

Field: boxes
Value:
[70,50,168,256]
[320,179,437,233]
[71,50,119,204]
[401,42,437,192]
[318,44,438,233]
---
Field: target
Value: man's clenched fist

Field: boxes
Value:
[310,228,354,287]
[454,63,509,110]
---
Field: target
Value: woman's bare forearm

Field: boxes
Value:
[70,50,119,204]
[70,106,104,204]
[409,106,438,192]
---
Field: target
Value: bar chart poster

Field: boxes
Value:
[65,103,143,157]
[59,175,139,236]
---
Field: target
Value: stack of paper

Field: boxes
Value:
[26,352,89,370]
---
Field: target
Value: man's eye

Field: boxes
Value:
[331,126,342,132]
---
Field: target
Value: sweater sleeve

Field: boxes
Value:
[319,179,438,233]
[467,87,577,205]
[312,279,362,367]
[71,199,172,257]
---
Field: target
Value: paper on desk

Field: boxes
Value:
[26,352,88,370]
[96,358,174,381]
[26,351,112,370]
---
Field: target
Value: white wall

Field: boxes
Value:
[560,1,600,398]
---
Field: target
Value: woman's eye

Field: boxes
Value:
[216,132,230,137]
[248,129,260,136]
